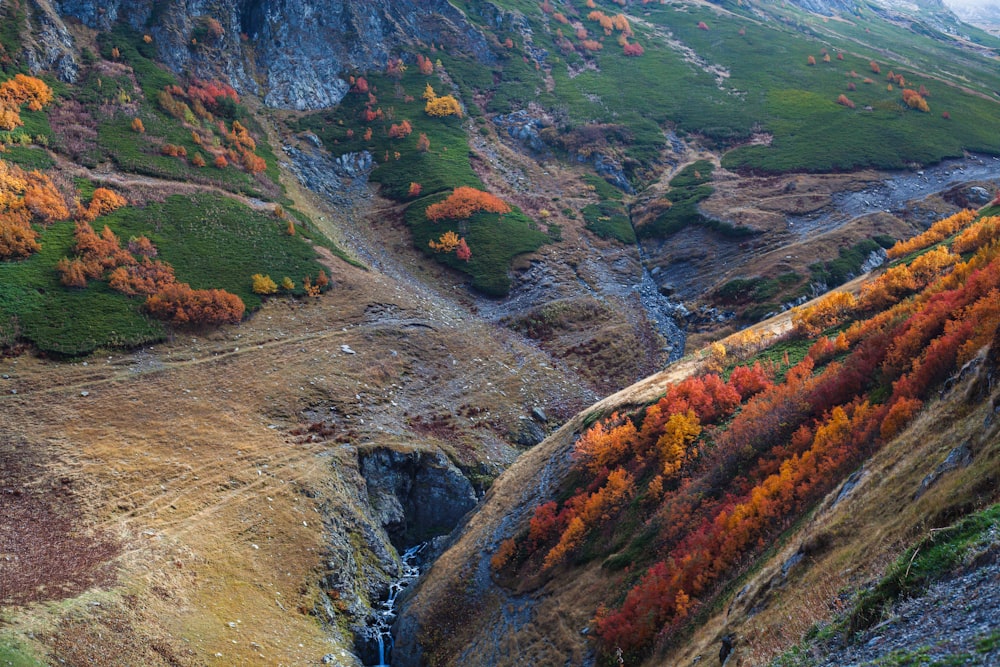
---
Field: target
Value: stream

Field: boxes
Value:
[635,261,688,362]
[787,152,1000,239]
[364,543,425,667]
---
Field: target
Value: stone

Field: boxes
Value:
[914,442,974,499]
[968,186,991,204]
[530,407,547,423]
[510,419,546,447]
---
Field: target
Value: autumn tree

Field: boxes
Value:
[416,54,434,75]
[656,410,701,476]
[902,88,929,112]
[23,171,69,223]
[425,95,462,117]
[388,119,413,138]
[75,187,127,223]
[145,283,245,325]
[428,230,461,253]
[886,209,976,259]
[107,259,177,296]
[455,238,471,262]
[131,117,145,133]
[573,413,638,474]
[836,94,856,109]
[623,42,644,56]
[408,182,422,198]
[425,186,511,222]
[252,273,278,294]
[542,468,635,570]
[0,75,54,129]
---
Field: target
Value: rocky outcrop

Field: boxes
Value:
[53,0,495,109]
[25,0,78,82]
[359,446,477,550]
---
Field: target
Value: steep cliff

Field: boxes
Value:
[53,0,493,109]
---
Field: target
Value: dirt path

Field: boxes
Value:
[49,151,278,212]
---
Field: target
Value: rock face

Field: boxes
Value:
[359,446,478,550]
[52,0,494,109]
[24,0,79,82]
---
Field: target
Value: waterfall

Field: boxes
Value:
[367,543,425,666]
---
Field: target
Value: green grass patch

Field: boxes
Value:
[0,221,166,356]
[450,0,1000,179]
[582,201,635,244]
[639,161,735,239]
[0,145,55,169]
[0,2,27,76]
[583,174,625,201]
[1,193,327,355]
[0,636,45,667]
[405,195,547,296]
[102,194,325,309]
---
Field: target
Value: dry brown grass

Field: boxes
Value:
[0,166,598,664]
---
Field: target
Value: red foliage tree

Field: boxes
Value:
[622,42,644,56]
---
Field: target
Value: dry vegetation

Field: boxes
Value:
[0,188,589,665]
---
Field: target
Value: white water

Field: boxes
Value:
[368,543,425,667]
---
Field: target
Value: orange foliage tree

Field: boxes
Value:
[145,283,244,325]
[388,119,412,138]
[425,95,462,117]
[887,209,976,259]
[902,88,929,112]
[0,75,53,130]
[428,230,461,253]
[836,94,856,109]
[107,259,177,295]
[75,187,128,223]
[542,468,635,570]
[573,413,638,475]
[425,186,511,222]
[0,161,70,259]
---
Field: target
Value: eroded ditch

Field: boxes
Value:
[344,446,478,666]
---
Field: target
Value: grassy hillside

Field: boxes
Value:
[291,67,551,296]
[415,204,1000,665]
[0,7,355,356]
[441,0,1000,180]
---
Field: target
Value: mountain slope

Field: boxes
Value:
[1,1,1000,665]
[394,204,1000,666]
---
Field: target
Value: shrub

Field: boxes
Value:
[145,283,245,325]
[251,273,278,294]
